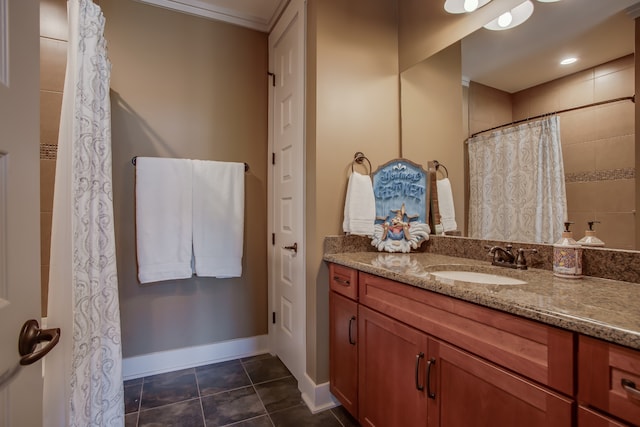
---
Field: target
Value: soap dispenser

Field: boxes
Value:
[577,221,605,247]
[553,222,583,279]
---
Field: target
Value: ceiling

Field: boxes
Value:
[137,0,640,94]
[462,0,640,93]
[134,0,289,32]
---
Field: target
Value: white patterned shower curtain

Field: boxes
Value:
[43,1,124,426]
[468,115,567,244]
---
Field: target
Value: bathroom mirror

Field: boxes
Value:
[400,0,638,250]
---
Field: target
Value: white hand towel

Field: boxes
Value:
[136,157,193,284]
[342,171,376,236]
[436,178,458,232]
[192,160,245,278]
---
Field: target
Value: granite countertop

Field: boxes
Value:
[324,251,640,351]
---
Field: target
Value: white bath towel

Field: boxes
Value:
[136,157,193,284]
[436,178,458,232]
[343,171,376,236]
[192,160,245,278]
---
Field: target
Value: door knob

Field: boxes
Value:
[283,242,298,253]
[18,319,60,366]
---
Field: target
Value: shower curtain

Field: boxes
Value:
[43,1,124,426]
[468,115,566,244]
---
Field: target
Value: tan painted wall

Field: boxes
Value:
[398,0,523,72]
[401,43,465,235]
[305,0,400,383]
[99,0,269,357]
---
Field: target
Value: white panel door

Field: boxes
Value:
[269,0,305,382]
[0,1,45,426]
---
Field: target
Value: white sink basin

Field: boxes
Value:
[430,270,526,285]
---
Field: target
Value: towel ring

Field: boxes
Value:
[352,152,372,176]
[433,160,448,178]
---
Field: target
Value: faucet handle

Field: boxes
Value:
[516,248,538,270]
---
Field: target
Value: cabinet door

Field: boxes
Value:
[428,339,573,427]
[330,291,359,417]
[578,406,630,427]
[359,305,429,427]
[578,335,640,426]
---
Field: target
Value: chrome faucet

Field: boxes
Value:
[487,244,537,270]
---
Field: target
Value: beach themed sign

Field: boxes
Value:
[371,159,431,253]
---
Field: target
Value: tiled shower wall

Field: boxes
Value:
[469,55,635,250]
[40,0,68,316]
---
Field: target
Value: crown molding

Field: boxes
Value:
[134,0,289,33]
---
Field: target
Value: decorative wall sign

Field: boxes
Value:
[371,159,431,253]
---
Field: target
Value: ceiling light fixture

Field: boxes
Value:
[484,0,534,31]
[444,0,492,14]
[464,0,479,12]
[497,11,513,28]
[560,57,577,65]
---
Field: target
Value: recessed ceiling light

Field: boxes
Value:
[560,57,577,65]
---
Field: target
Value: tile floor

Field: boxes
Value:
[124,353,360,427]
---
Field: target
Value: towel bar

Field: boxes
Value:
[131,156,249,172]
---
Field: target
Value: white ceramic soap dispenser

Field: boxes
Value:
[553,222,583,279]
[577,221,605,247]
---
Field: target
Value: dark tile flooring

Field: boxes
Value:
[124,354,360,427]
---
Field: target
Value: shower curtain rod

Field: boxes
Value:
[131,156,249,172]
[469,95,635,138]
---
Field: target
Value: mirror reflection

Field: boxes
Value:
[402,0,638,250]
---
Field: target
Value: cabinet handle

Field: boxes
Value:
[333,276,350,286]
[426,358,436,399]
[621,378,640,400]
[415,352,425,391]
[348,316,356,345]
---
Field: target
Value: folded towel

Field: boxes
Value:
[436,178,458,232]
[136,157,193,284]
[192,160,245,278]
[343,171,376,236]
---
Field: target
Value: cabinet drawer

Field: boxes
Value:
[578,406,629,427]
[578,335,640,426]
[359,272,575,395]
[329,263,358,300]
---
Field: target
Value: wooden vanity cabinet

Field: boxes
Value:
[329,264,359,418]
[578,335,640,426]
[328,264,577,426]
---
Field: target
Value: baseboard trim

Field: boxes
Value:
[300,373,339,414]
[122,335,269,380]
